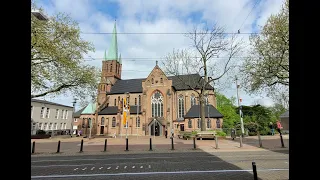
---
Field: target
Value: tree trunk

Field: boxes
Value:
[200,95,206,131]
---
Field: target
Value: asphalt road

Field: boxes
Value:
[31,150,289,180]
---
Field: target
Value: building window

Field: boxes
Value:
[61,110,64,119]
[39,123,43,130]
[106,64,108,72]
[160,78,163,83]
[64,123,67,129]
[101,117,105,126]
[81,119,85,128]
[112,117,116,127]
[44,123,48,130]
[190,94,196,106]
[110,64,112,72]
[40,107,45,118]
[54,123,58,130]
[31,106,33,117]
[151,78,154,84]
[45,108,50,118]
[60,123,63,129]
[197,119,201,128]
[216,118,221,128]
[88,118,91,128]
[151,91,163,117]
[118,96,120,105]
[136,116,140,128]
[135,98,137,105]
[64,110,68,119]
[178,95,184,118]
[114,99,116,106]
[49,123,52,130]
[207,119,211,128]
[74,118,77,122]
[55,109,59,119]
[138,95,141,105]
[188,119,192,128]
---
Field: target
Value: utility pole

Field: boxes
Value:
[235,76,245,136]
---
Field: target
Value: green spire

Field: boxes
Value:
[106,21,118,62]
[119,53,122,64]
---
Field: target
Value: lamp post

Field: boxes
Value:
[235,76,245,136]
[125,92,130,139]
[71,98,77,137]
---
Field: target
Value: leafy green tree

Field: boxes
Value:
[31,1,100,100]
[215,92,239,129]
[240,0,289,106]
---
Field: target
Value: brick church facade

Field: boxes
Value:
[73,22,224,137]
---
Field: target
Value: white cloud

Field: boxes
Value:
[36,0,285,107]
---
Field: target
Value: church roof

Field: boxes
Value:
[73,106,87,118]
[107,74,214,95]
[184,105,223,119]
[105,21,119,62]
[81,102,96,114]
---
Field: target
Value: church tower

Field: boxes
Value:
[98,21,122,106]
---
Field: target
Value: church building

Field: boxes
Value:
[73,22,224,137]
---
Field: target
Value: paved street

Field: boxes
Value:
[31,151,289,180]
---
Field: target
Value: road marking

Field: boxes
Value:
[148,165,151,168]
[124,166,127,169]
[132,166,135,168]
[107,167,111,170]
[116,166,119,169]
[99,167,103,170]
[140,166,143,168]
[91,167,95,170]
[31,169,290,178]
[82,167,87,170]
[73,168,78,171]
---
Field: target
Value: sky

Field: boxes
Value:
[34,0,284,110]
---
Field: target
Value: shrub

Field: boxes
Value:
[36,130,46,135]
[216,131,227,137]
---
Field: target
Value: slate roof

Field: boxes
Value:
[107,74,214,95]
[184,105,224,118]
[73,106,86,118]
[280,110,289,118]
[98,105,142,115]
[31,99,73,108]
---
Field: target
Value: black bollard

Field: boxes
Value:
[171,137,174,150]
[193,137,196,149]
[104,139,107,152]
[252,162,258,180]
[125,138,129,151]
[215,136,219,149]
[57,140,61,153]
[280,131,285,148]
[32,141,35,154]
[80,139,83,153]
[149,138,153,151]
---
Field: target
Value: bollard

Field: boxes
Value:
[125,138,129,151]
[215,136,219,149]
[258,133,263,148]
[280,132,285,148]
[171,137,174,150]
[239,134,243,148]
[80,139,83,153]
[104,139,107,152]
[149,138,153,151]
[193,137,196,149]
[252,162,258,180]
[32,141,35,154]
[57,140,61,153]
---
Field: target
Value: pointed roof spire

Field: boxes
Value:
[119,53,122,64]
[106,21,118,62]
[104,49,107,61]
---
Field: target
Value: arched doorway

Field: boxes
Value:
[150,120,161,136]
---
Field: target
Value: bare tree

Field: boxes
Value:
[162,24,243,131]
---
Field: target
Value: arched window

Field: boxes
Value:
[114,99,116,106]
[197,119,201,128]
[135,98,137,105]
[207,119,211,128]
[188,119,192,128]
[110,64,112,72]
[118,96,120,105]
[151,91,163,117]
[136,116,140,128]
[216,118,221,128]
[101,117,105,126]
[112,117,116,127]
[138,95,141,105]
[82,118,85,128]
[178,95,184,118]
[190,94,196,106]
[88,118,91,128]
[151,78,154,84]
[160,78,163,83]
[106,64,108,72]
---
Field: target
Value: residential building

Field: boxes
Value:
[31,99,73,135]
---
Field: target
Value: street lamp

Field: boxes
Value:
[31,9,48,21]
[125,92,130,139]
[71,98,78,137]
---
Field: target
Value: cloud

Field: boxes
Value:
[35,0,285,107]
